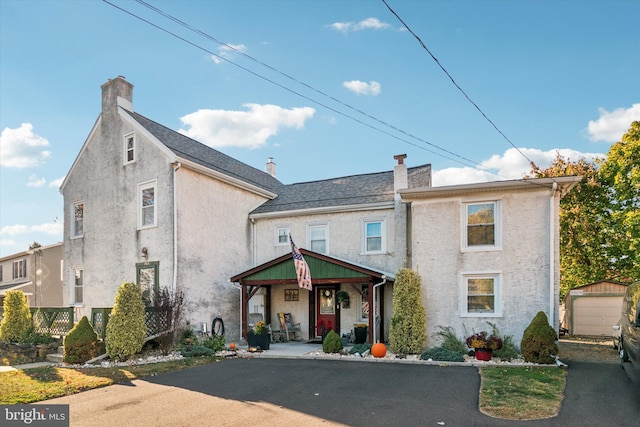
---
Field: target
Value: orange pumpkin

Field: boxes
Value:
[229,342,236,350]
[371,341,387,358]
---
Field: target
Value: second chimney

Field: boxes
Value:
[266,157,276,177]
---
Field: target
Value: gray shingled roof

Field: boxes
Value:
[125,109,431,215]
[251,165,432,215]
[127,110,284,193]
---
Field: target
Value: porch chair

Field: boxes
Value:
[277,312,302,341]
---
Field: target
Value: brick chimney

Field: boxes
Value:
[266,157,276,177]
[101,76,133,118]
[393,154,408,197]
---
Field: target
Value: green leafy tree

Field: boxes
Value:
[599,121,640,282]
[529,122,639,296]
[389,268,427,354]
[105,281,146,361]
[0,290,32,342]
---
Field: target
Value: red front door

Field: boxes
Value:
[316,287,336,337]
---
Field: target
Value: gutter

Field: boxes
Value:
[172,162,181,292]
[549,181,557,328]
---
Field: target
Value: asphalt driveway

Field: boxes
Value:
[43,357,639,426]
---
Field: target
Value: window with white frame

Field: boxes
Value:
[276,227,290,245]
[73,269,83,304]
[13,259,27,279]
[463,201,500,250]
[72,201,84,238]
[309,224,327,254]
[138,181,157,228]
[461,273,501,316]
[124,133,135,164]
[363,219,385,254]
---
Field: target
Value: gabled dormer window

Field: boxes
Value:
[124,133,135,165]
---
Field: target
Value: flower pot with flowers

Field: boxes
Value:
[316,320,333,342]
[247,320,270,350]
[466,331,502,361]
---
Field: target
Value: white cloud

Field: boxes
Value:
[27,174,46,188]
[329,17,390,33]
[212,43,247,64]
[31,222,63,235]
[587,103,640,143]
[179,103,315,149]
[0,123,51,168]
[343,80,381,96]
[433,147,606,186]
[49,176,65,189]
[1,224,30,236]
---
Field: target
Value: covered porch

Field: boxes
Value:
[230,250,394,344]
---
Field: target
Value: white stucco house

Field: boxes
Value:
[60,76,580,346]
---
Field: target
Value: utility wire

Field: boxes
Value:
[132,0,486,170]
[103,0,539,182]
[382,0,536,169]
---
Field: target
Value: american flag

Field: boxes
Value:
[290,235,312,290]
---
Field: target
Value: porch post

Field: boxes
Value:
[368,280,374,343]
[241,282,248,339]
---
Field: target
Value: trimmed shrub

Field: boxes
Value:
[0,290,32,342]
[105,281,146,361]
[389,268,427,355]
[202,334,225,353]
[64,316,100,364]
[322,330,343,353]
[520,311,558,364]
[420,347,465,362]
[179,328,199,346]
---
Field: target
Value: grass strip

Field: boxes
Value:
[479,366,566,420]
[0,356,221,404]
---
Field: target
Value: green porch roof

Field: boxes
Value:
[230,250,393,284]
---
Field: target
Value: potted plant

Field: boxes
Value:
[316,320,332,341]
[247,320,270,350]
[336,290,350,308]
[466,331,502,361]
[354,323,368,344]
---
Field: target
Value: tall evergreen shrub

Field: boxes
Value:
[520,311,558,364]
[389,268,426,354]
[105,281,146,361]
[0,290,32,342]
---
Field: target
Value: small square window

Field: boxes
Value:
[276,227,289,245]
[363,219,385,253]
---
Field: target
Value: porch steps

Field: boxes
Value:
[46,346,64,363]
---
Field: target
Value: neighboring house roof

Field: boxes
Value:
[250,164,432,217]
[126,110,284,194]
[0,280,31,296]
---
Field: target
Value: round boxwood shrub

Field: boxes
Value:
[520,311,558,364]
[64,316,100,364]
[106,281,146,361]
[322,330,343,353]
[0,290,32,342]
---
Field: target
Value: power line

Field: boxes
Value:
[382,0,536,169]
[102,0,535,182]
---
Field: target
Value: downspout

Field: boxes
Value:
[250,218,257,266]
[549,182,557,329]
[372,275,387,343]
[172,162,181,292]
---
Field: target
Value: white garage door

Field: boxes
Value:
[573,296,623,336]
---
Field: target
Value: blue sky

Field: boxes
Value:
[1,0,639,257]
